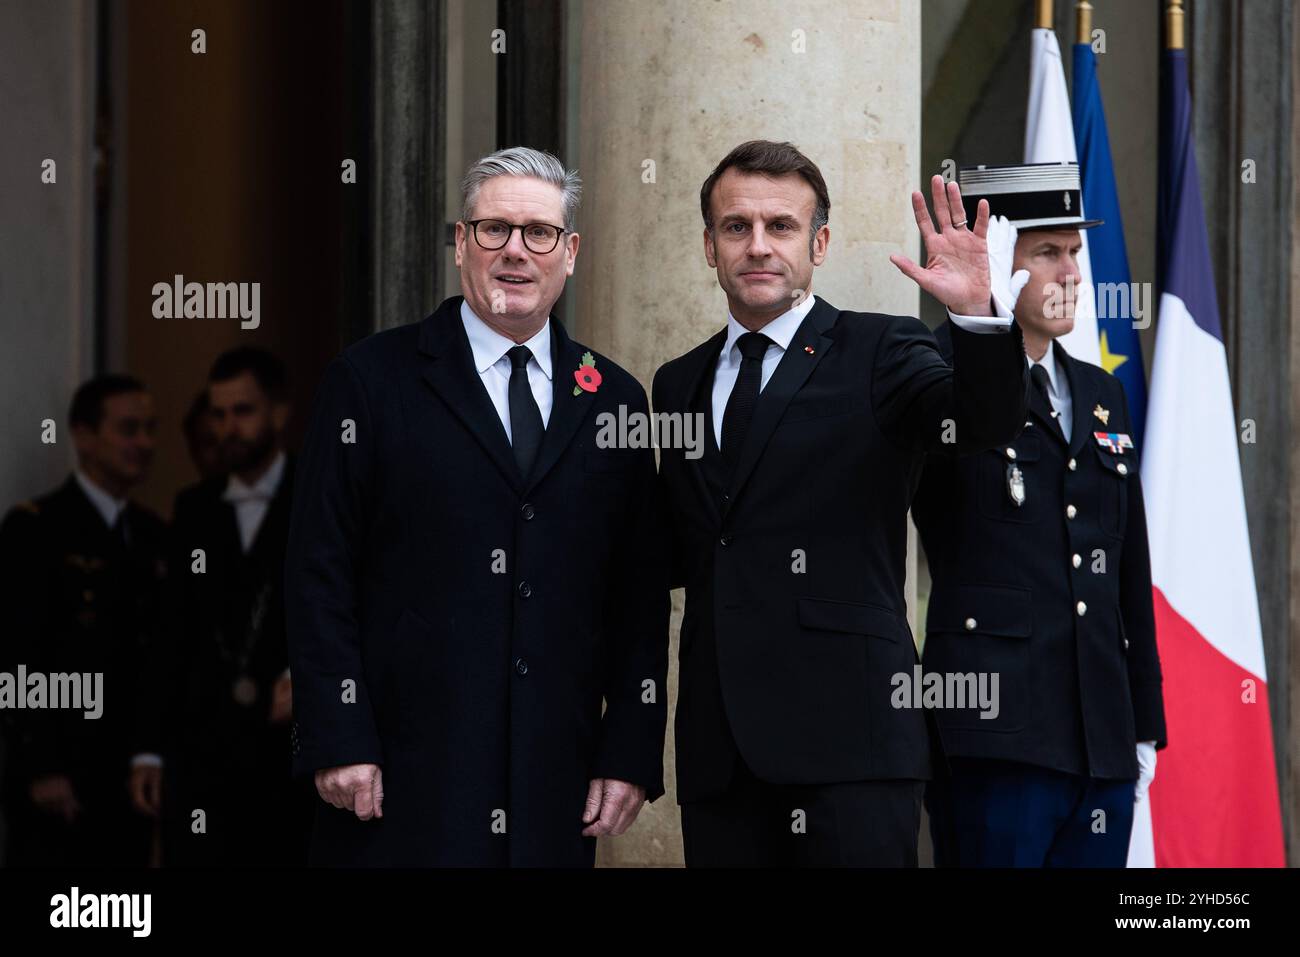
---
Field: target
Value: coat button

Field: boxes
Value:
[1117,462,1128,476]
[1068,458,1077,471]
[518,581,532,598]
[1124,637,1130,650]
[1072,553,1082,568]
[1066,504,1077,519]
[521,503,535,520]
[964,617,977,631]
[1077,601,1087,616]
[515,657,528,676]
[1005,447,1017,460]
[719,535,732,547]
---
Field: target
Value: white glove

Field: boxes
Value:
[1134,740,1157,802]
[986,214,1030,320]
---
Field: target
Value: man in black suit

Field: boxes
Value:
[653,140,1029,867]
[913,163,1166,867]
[285,147,668,866]
[133,348,313,865]
[0,375,166,866]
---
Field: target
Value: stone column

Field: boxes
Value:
[570,0,922,866]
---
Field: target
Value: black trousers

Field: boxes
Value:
[680,755,924,867]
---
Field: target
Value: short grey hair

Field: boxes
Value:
[460,146,583,232]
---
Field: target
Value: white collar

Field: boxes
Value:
[1027,343,1063,398]
[224,450,287,502]
[722,293,818,365]
[73,469,127,528]
[460,300,553,381]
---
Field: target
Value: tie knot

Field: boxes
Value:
[737,332,771,362]
[1030,363,1052,394]
[507,345,533,371]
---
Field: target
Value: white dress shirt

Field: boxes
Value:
[1029,345,1073,442]
[222,450,287,554]
[461,300,553,441]
[74,469,127,529]
[711,295,1013,449]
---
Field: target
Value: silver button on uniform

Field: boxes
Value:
[1066,505,1077,519]
[1077,601,1087,616]
[964,618,977,631]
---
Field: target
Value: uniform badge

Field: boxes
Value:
[1093,431,1134,454]
[232,675,259,707]
[1094,404,1110,425]
[1006,463,1025,506]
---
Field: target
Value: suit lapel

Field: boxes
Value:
[246,457,293,561]
[418,297,523,494]
[523,319,598,493]
[681,329,728,527]
[724,298,835,516]
[1058,340,1099,458]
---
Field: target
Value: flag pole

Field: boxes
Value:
[1036,0,1053,30]
[1076,1,1092,42]
[1166,1,1184,51]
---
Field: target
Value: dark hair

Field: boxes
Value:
[182,391,210,438]
[68,374,147,430]
[209,346,288,401]
[699,140,831,237]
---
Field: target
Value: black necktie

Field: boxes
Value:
[507,345,544,478]
[1030,363,1064,439]
[110,511,129,550]
[721,332,772,470]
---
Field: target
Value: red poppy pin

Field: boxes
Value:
[573,351,602,396]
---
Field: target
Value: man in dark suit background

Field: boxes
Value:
[653,140,1029,866]
[133,347,313,865]
[285,147,668,866]
[0,375,166,866]
[913,163,1166,867]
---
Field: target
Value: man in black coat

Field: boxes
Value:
[653,141,1028,867]
[0,375,166,866]
[285,147,668,866]
[913,163,1166,867]
[133,348,313,866]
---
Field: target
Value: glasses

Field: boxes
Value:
[465,219,568,254]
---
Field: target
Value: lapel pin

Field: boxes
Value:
[1094,404,1109,425]
[804,345,815,354]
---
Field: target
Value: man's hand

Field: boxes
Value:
[128,765,162,818]
[268,673,293,725]
[315,763,384,821]
[581,778,646,837]
[30,774,81,824]
[889,174,993,316]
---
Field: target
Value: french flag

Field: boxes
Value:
[1135,44,1285,867]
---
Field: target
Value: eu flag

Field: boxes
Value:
[1073,41,1147,444]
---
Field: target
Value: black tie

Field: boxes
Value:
[507,345,544,478]
[1030,364,1064,439]
[721,332,772,470]
[110,511,129,550]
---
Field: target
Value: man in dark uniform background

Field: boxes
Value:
[0,374,166,866]
[914,162,1167,867]
[133,347,312,865]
